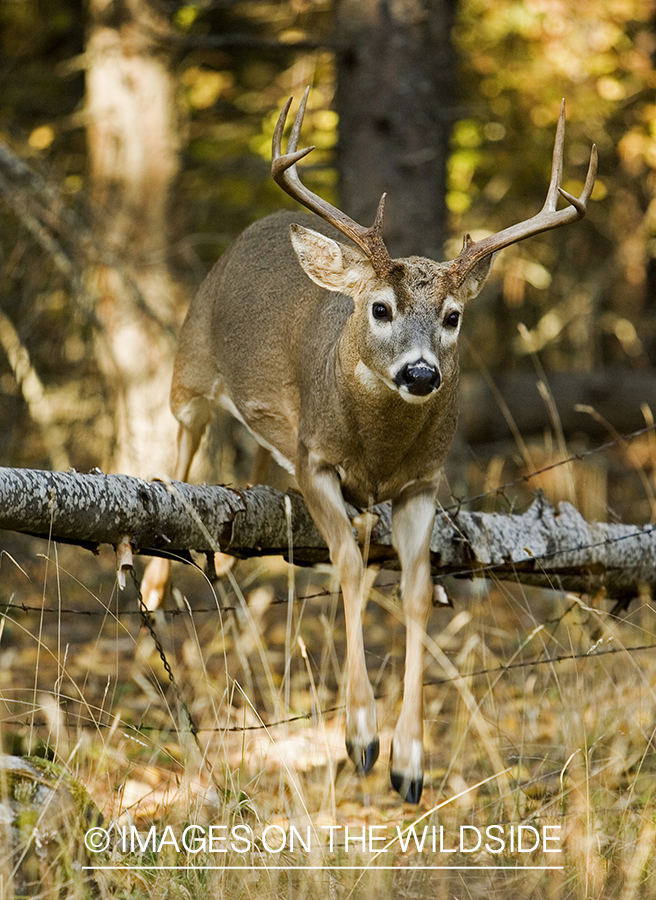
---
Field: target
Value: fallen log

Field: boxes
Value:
[0,466,653,601]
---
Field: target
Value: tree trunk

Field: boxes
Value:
[86,0,180,477]
[333,0,457,259]
[0,466,653,602]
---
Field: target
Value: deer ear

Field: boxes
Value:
[456,252,496,303]
[290,224,368,291]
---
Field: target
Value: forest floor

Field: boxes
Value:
[1,514,655,899]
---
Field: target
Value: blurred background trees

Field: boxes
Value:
[0,0,654,518]
[333,0,457,258]
[86,0,181,476]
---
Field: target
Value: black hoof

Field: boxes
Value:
[390,769,423,804]
[346,737,380,775]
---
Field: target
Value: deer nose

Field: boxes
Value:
[395,359,441,396]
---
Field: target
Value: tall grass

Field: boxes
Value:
[1,492,655,899]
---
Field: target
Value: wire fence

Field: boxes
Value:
[2,418,655,615]
[5,637,656,737]
[446,419,656,512]
[1,417,655,739]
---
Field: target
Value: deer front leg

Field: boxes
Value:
[297,453,379,775]
[390,485,437,803]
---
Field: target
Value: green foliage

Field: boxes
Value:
[0,0,654,469]
[453,0,656,371]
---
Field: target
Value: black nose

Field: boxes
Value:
[395,359,441,396]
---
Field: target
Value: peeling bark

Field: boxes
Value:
[0,467,653,601]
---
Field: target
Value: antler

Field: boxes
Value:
[272,88,395,276]
[448,101,598,288]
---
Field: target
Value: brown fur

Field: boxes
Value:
[144,208,493,803]
[142,95,595,802]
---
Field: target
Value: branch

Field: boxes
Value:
[0,467,653,602]
[0,140,174,339]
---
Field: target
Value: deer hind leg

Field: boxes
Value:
[297,457,379,775]
[140,399,211,609]
[249,443,272,485]
[389,486,437,803]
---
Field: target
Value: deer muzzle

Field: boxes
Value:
[394,358,441,397]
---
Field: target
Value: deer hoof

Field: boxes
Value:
[390,769,423,804]
[346,736,380,775]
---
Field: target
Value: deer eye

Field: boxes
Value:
[444,310,460,328]
[372,301,392,322]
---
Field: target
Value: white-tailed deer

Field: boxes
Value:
[143,89,596,802]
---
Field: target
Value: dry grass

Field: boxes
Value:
[0,513,655,899]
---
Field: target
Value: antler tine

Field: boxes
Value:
[288,85,309,155]
[449,103,598,288]
[271,91,315,177]
[271,89,394,275]
[542,100,567,213]
[560,143,598,213]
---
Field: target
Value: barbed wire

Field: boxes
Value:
[2,516,654,622]
[2,419,655,742]
[432,522,655,586]
[0,589,332,618]
[446,420,656,512]
[4,639,656,737]
[0,416,653,620]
